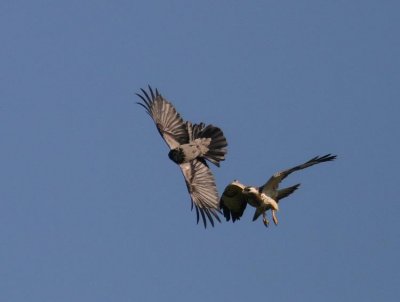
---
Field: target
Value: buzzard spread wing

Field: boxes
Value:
[261,154,337,195]
[220,181,247,222]
[137,86,189,149]
[179,159,221,228]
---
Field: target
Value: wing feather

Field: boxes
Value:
[261,154,337,194]
[180,160,221,228]
[220,181,247,222]
[137,86,189,149]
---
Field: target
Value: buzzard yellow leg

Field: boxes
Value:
[262,212,269,227]
[272,210,278,225]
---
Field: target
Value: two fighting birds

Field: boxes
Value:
[137,86,336,228]
[219,154,336,227]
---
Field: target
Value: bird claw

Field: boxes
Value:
[262,216,269,227]
[272,210,278,226]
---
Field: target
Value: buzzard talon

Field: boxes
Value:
[272,210,279,226]
[262,213,269,227]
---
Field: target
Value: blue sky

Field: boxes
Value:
[1,1,399,301]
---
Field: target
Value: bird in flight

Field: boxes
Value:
[137,86,228,228]
[220,154,336,227]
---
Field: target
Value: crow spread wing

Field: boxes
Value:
[220,181,247,222]
[137,86,189,150]
[179,159,221,228]
[260,154,337,195]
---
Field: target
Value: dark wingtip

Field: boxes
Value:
[195,204,199,223]
[135,92,146,103]
[139,88,151,103]
[220,203,231,222]
[148,85,155,99]
[307,153,337,165]
[199,208,207,228]
[210,209,221,224]
[319,153,337,162]
[232,215,241,223]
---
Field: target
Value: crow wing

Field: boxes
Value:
[186,122,228,167]
[179,159,221,228]
[137,86,189,149]
[261,154,337,195]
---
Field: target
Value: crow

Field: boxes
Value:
[137,86,228,227]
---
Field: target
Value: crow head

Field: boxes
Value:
[168,148,185,164]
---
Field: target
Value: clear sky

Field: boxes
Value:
[1,1,399,301]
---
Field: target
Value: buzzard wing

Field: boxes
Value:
[220,181,247,222]
[261,154,337,195]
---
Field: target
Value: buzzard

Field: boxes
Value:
[220,154,336,227]
[137,86,228,227]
